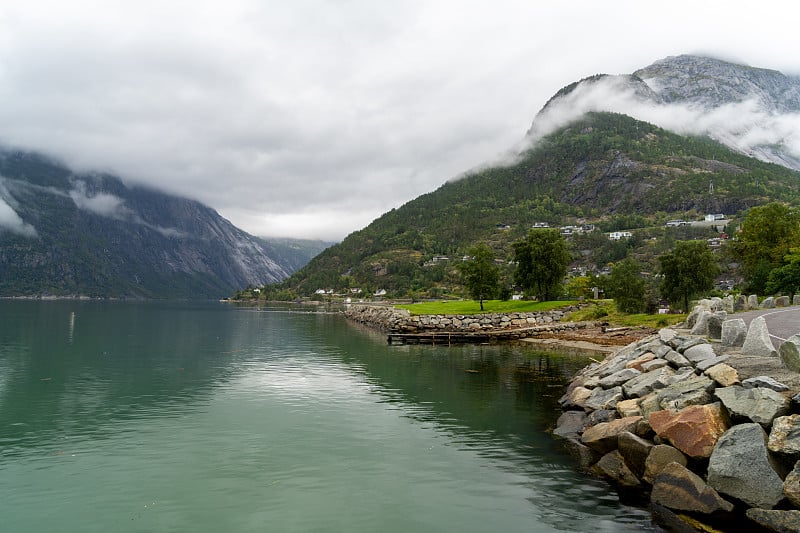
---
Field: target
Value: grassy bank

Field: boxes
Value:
[394,300,573,316]
[565,300,686,328]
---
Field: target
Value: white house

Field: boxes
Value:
[608,231,633,240]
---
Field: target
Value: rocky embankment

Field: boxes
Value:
[555,301,800,531]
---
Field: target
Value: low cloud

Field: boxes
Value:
[0,183,37,237]
[524,75,800,168]
[68,181,131,219]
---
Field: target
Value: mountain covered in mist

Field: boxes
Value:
[0,150,328,298]
[532,55,800,171]
[269,55,800,298]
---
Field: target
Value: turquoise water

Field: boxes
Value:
[0,301,658,532]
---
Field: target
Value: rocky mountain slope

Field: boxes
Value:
[0,149,324,298]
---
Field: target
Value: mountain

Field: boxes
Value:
[271,56,800,299]
[0,149,322,298]
[532,55,800,171]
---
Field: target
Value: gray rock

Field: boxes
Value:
[617,431,653,478]
[553,411,588,440]
[776,295,791,307]
[734,294,748,312]
[598,368,642,389]
[593,450,641,488]
[656,374,715,411]
[742,375,789,392]
[640,358,670,372]
[720,318,747,347]
[742,316,778,357]
[676,337,706,353]
[780,334,800,373]
[585,386,625,411]
[746,509,800,533]
[562,438,601,469]
[587,409,618,427]
[685,306,704,329]
[784,460,800,508]
[761,296,776,309]
[748,294,760,309]
[684,343,716,364]
[658,328,677,343]
[707,423,784,509]
[714,385,790,427]
[623,367,675,399]
[722,295,735,314]
[663,350,692,368]
[768,414,800,458]
[651,462,733,514]
[695,354,731,373]
[652,343,672,358]
[707,312,727,339]
[689,310,712,336]
[643,444,687,484]
[795,294,800,306]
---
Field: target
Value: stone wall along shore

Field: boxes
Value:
[342,303,582,334]
[555,319,800,532]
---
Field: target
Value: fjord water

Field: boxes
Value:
[0,301,657,532]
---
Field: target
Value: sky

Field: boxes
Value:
[0,1,798,241]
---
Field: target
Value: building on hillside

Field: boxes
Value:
[705,213,725,222]
[608,231,633,240]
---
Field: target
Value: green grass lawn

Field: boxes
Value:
[565,300,687,328]
[394,299,574,315]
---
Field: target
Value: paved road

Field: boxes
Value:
[731,306,800,349]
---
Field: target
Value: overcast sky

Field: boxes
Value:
[0,1,797,241]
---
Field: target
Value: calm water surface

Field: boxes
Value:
[0,301,659,532]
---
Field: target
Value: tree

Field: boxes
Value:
[766,248,800,296]
[606,258,647,313]
[658,240,720,312]
[513,229,571,301]
[457,243,499,311]
[732,202,800,293]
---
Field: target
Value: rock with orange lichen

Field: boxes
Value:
[648,403,729,458]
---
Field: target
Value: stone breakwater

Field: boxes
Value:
[555,326,800,532]
[343,304,583,335]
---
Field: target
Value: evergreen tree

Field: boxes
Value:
[512,229,571,301]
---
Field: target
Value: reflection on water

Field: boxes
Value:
[0,301,660,532]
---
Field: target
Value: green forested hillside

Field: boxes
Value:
[263,112,800,299]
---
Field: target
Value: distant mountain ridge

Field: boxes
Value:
[0,150,327,298]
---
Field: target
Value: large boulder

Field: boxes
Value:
[653,374,716,412]
[703,363,739,387]
[643,445,688,484]
[598,368,642,389]
[780,334,800,373]
[748,294,759,309]
[707,311,727,340]
[562,438,601,469]
[776,295,791,307]
[649,403,729,459]
[593,450,641,488]
[618,431,654,478]
[746,509,800,533]
[585,386,625,411]
[794,294,800,306]
[743,375,789,392]
[553,411,588,440]
[734,294,748,312]
[560,386,592,410]
[707,423,785,509]
[720,318,747,347]
[622,366,675,399]
[581,416,644,454]
[768,414,800,458]
[742,316,778,357]
[683,343,716,364]
[761,296,776,309]
[689,309,712,336]
[651,462,733,514]
[714,385,790,427]
[783,460,800,508]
